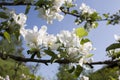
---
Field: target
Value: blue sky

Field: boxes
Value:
[8,0,120,79]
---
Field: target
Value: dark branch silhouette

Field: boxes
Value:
[0,2,32,6]
[0,52,120,66]
[0,52,70,64]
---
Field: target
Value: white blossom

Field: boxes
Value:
[79,57,84,66]
[20,25,47,49]
[53,0,65,11]
[67,47,80,58]
[43,34,59,49]
[64,0,74,5]
[80,75,89,80]
[20,25,94,67]
[38,0,70,24]
[65,0,73,3]
[57,30,80,48]
[80,42,93,55]
[5,75,10,80]
[57,29,94,65]
[0,76,4,80]
[114,34,120,42]
[38,0,76,23]
[21,73,26,78]
[38,7,64,24]
[5,10,27,28]
[118,75,120,80]
[79,3,96,14]
[12,13,27,27]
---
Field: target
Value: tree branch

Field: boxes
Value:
[0,52,120,66]
[0,52,70,64]
[0,2,32,6]
[60,8,108,21]
[0,2,114,22]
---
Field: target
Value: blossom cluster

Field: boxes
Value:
[38,1,97,24]
[38,0,73,24]
[20,25,94,66]
[79,3,96,15]
[4,10,27,28]
[0,75,10,80]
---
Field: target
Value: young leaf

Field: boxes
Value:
[3,31,11,43]
[106,43,120,51]
[36,52,41,58]
[50,56,57,63]
[44,50,57,57]
[44,50,58,63]
[109,76,116,80]
[14,30,20,40]
[67,66,75,73]
[86,54,94,58]
[25,5,31,14]
[107,20,111,25]
[0,12,9,19]
[90,12,100,21]
[71,10,78,14]
[103,13,109,19]
[35,0,44,7]
[92,22,98,28]
[74,65,83,78]
[75,27,88,38]
[80,38,90,45]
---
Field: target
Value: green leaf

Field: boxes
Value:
[106,43,120,51]
[111,51,120,59]
[50,57,57,63]
[74,18,82,25]
[14,30,20,40]
[90,12,99,21]
[44,50,57,57]
[3,31,11,43]
[92,22,98,28]
[44,50,58,63]
[80,38,90,45]
[14,0,23,5]
[74,65,83,78]
[103,14,109,18]
[25,5,31,14]
[35,0,44,6]
[71,10,78,14]
[75,27,88,38]
[36,52,41,58]
[0,12,9,19]
[67,66,75,73]
[86,54,94,58]
[109,76,116,80]
[107,20,111,25]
